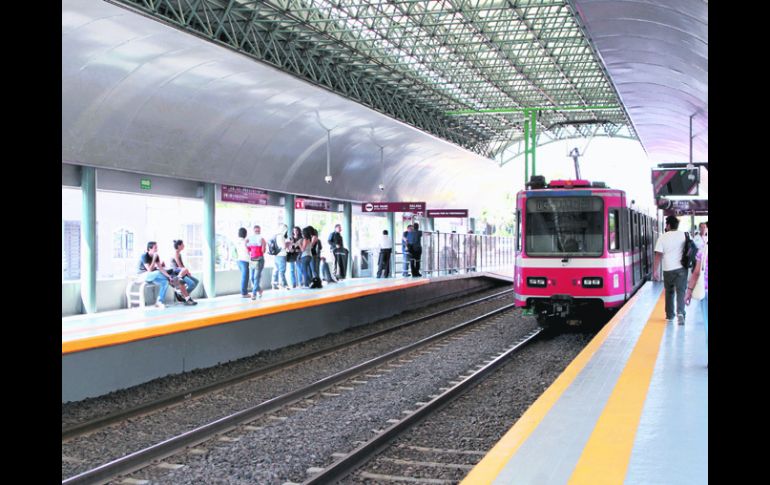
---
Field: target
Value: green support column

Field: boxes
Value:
[343,202,352,276]
[523,109,538,182]
[387,212,395,278]
[470,217,476,233]
[428,217,435,232]
[529,109,537,176]
[203,183,216,298]
[284,194,295,232]
[81,166,97,314]
[524,112,530,184]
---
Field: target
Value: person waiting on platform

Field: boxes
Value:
[170,240,199,302]
[686,221,708,354]
[236,227,251,297]
[377,229,393,278]
[138,241,194,307]
[693,221,708,251]
[271,223,290,290]
[247,225,267,299]
[406,222,423,277]
[402,224,413,276]
[466,230,477,272]
[286,226,303,289]
[328,223,348,280]
[301,225,321,288]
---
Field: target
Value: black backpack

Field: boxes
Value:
[681,232,698,269]
[267,236,281,256]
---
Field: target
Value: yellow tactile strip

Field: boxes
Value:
[567,293,666,485]
[459,289,645,484]
[62,279,429,355]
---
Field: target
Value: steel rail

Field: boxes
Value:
[62,286,513,441]
[62,300,519,485]
[303,328,544,484]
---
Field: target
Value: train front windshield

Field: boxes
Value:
[525,196,604,257]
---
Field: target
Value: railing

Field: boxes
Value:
[393,231,514,276]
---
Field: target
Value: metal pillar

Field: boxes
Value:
[387,211,395,278]
[284,194,295,232]
[203,183,216,298]
[343,202,352,275]
[523,109,538,183]
[81,166,97,314]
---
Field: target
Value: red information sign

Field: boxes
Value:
[426,209,468,218]
[221,185,269,205]
[295,198,333,212]
[362,202,426,213]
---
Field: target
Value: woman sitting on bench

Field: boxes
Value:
[170,239,199,301]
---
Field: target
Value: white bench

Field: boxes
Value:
[126,276,158,308]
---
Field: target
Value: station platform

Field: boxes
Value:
[62,270,511,402]
[462,281,708,485]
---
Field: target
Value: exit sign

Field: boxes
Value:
[140,178,151,190]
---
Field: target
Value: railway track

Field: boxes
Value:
[63,290,530,484]
[62,288,514,442]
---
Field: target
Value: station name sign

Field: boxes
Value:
[362,202,426,213]
[221,185,268,205]
[426,209,468,218]
[296,197,333,212]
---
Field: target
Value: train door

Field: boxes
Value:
[640,215,649,277]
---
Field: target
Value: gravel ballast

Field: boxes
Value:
[118,308,541,484]
[62,285,515,479]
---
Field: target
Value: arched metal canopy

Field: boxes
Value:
[63,0,519,214]
[572,0,708,164]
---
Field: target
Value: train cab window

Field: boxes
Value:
[525,196,603,257]
[608,210,620,252]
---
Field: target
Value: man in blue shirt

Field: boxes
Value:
[406,222,423,277]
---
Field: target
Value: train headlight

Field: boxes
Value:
[582,277,603,288]
[527,277,547,288]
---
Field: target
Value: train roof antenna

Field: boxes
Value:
[569,147,582,180]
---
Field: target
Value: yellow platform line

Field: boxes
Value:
[62,279,429,355]
[568,293,667,485]
[460,289,644,484]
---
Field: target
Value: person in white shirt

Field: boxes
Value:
[236,227,251,297]
[271,224,290,290]
[653,215,688,324]
[693,222,707,251]
[377,229,393,278]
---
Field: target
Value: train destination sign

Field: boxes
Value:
[362,202,426,213]
[426,209,468,218]
[221,185,268,205]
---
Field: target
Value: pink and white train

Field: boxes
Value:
[513,178,659,326]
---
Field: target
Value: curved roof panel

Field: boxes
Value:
[572,0,707,164]
[62,0,512,213]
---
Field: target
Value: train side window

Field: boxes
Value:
[516,209,521,251]
[608,209,620,252]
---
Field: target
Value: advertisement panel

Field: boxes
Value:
[221,185,269,205]
[426,209,469,218]
[295,197,333,212]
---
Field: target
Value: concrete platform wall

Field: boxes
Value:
[63,276,504,402]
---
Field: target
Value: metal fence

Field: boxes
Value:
[392,231,514,276]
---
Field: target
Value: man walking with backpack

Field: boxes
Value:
[328,223,348,280]
[653,215,694,325]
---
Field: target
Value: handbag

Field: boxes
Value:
[691,244,707,300]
